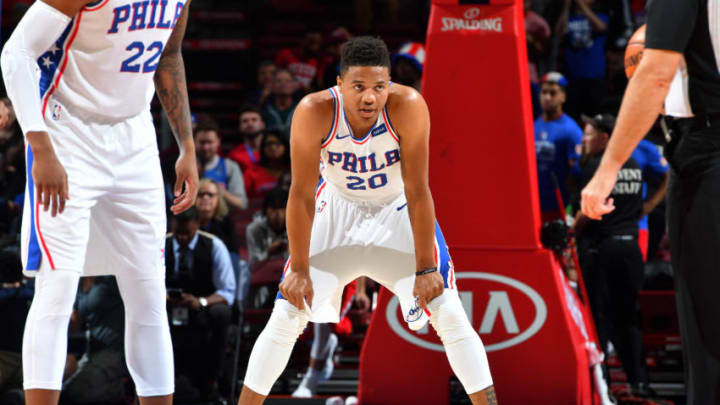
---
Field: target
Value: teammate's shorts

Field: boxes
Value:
[277,179,457,327]
[21,97,166,279]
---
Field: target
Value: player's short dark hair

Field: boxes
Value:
[340,36,391,76]
[263,187,289,213]
[194,119,220,137]
[175,206,199,223]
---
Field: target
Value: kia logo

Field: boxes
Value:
[386,272,547,352]
[464,7,481,19]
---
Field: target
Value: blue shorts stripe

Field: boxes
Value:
[25,146,41,270]
[434,222,452,288]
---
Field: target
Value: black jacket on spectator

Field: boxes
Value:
[202,218,237,253]
[165,233,215,298]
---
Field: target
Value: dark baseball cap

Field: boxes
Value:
[582,113,616,135]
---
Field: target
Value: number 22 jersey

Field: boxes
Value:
[37,0,185,120]
[320,86,404,204]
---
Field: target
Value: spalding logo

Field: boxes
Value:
[386,272,547,352]
[464,7,481,19]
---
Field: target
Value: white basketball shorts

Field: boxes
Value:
[21,97,166,280]
[277,178,458,327]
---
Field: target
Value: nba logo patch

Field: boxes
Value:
[52,104,62,121]
[317,200,327,213]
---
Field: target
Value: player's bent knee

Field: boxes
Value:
[428,290,476,345]
[267,299,310,341]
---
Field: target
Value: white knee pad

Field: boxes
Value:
[429,290,493,394]
[244,300,310,396]
[23,269,80,390]
[116,277,174,397]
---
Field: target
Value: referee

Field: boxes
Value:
[581,1,720,403]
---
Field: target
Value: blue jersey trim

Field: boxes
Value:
[320,88,338,145]
[37,19,74,100]
[344,113,377,144]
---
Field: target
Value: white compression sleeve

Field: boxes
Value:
[243,300,310,395]
[1,1,71,134]
[23,269,80,390]
[429,290,494,394]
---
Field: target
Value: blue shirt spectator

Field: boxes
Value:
[171,232,237,306]
[534,72,583,214]
[563,10,610,81]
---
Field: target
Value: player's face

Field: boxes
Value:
[338,66,390,123]
[196,183,219,214]
[582,123,608,155]
[239,112,265,135]
[540,83,565,113]
[195,130,220,161]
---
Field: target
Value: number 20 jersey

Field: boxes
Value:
[37,0,185,120]
[319,86,404,204]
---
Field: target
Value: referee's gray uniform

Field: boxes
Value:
[647,0,720,403]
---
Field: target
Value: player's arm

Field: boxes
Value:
[391,86,444,308]
[154,0,198,214]
[280,92,333,310]
[0,0,86,217]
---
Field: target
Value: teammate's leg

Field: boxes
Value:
[292,322,337,397]
[239,300,311,404]
[23,269,80,405]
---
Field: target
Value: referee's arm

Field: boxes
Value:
[581,0,695,220]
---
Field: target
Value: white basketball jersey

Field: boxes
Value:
[37,0,185,120]
[320,86,404,203]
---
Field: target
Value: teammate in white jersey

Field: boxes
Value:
[1,0,198,404]
[238,37,496,405]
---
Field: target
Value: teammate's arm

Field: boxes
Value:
[0,0,87,217]
[392,87,444,309]
[154,0,198,215]
[280,93,332,311]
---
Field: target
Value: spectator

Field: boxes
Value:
[245,61,277,107]
[246,187,289,266]
[61,276,128,405]
[196,178,250,305]
[525,0,552,117]
[197,178,237,253]
[195,120,249,210]
[319,27,352,89]
[558,0,610,118]
[391,42,425,92]
[243,131,291,199]
[534,72,583,219]
[572,113,650,396]
[0,250,30,405]
[275,31,323,93]
[261,69,299,139]
[166,207,236,401]
[228,106,265,174]
[630,136,669,262]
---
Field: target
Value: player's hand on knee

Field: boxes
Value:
[30,137,69,217]
[279,271,314,311]
[413,270,444,309]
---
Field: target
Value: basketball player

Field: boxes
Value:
[1,0,198,404]
[238,37,496,405]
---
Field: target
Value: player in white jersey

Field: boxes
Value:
[1,0,198,404]
[238,37,496,405]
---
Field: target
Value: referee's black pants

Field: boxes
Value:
[667,126,720,405]
[578,235,648,385]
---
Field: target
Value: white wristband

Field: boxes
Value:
[1,1,72,135]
